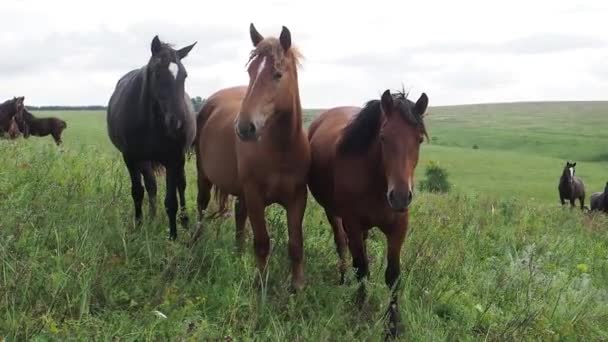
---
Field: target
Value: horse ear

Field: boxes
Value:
[572,162,577,167]
[250,23,263,47]
[151,35,162,56]
[279,26,291,52]
[381,89,393,117]
[414,93,429,116]
[178,42,197,59]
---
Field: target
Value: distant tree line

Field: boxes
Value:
[26,97,207,112]
[26,105,108,111]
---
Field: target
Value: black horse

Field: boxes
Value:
[17,109,67,145]
[558,161,586,209]
[107,36,197,240]
[590,182,608,213]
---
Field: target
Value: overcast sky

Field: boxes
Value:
[1,0,607,107]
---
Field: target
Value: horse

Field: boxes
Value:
[308,89,429,337]
[590,182,608,213]
[16,109,67,145]
[195,24,310,291]
[558,161,586,209]
[107,35,197,240]
[0,97,25,135]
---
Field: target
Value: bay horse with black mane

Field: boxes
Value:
[558,161,586,209]
[308,89,429,337]
[195,24,310,290]
[17,109,67,145]
[0,97,25,136]
[107,36,197,240]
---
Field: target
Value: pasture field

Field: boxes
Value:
[1,103,608,340]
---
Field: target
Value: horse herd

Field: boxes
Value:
[104,23,427,335]
[2,23,607,336]
[0,96,68,145]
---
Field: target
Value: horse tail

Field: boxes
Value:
[206,186,231,219]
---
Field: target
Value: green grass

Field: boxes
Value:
[1,103,608,340]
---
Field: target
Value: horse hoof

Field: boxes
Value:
[339,272,345,285]
[179,214,190,229]
[385,301,402,339]
[355,284,367,308]
[290,278,305,293]
[169,232,177,241]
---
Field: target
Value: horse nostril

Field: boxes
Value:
[388,190,396,203]
[246,122,256,136]
[236,120,257,140]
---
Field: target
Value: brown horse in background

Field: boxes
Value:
[195,24,310,290]
[17,109,67,145]
[308,89,429,337]
[558,161,586,209]
[0,97,25,135]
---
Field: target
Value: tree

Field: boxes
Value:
[191,96,206,112]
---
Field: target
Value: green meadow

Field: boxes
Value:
[1,103,607,340]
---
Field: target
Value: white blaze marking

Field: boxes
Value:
[257,57,267,77]
[569,167,574,178]
[168,62,179,79]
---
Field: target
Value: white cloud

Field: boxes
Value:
[1,0,607,107]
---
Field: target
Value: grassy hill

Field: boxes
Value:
[1,102,607,340]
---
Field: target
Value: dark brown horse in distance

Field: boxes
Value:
[17,109,67,145]
[107,35,197,240]
[195,24,310,290]
[308,89,429,337]
[590,182,608,213]
[0,97,25,136]
[558,161,586,209]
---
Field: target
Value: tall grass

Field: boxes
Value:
[1,140,607,340]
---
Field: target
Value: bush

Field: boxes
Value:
[419,161,451,193]
[473,144,479,150]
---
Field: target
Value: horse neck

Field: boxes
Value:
[0,102,12,118]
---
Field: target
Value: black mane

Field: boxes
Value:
[337,92,426,155]
[337,100,383,155]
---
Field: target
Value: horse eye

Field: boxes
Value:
[273,72,283,80]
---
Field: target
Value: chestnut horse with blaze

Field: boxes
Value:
[308,89,428,335]
[195,24,310,290]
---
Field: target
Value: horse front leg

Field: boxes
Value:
[285,185,307,291]
[123,155,144,225]
[164,164,179,240]
[343,217,369,306]
[176,158,189,228]
[382,218,409,339]
[244,186,270,284]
